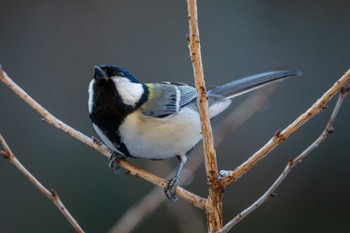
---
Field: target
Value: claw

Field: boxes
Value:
[109,152,123,175]
[164,176,179,201]
[163,154,188,201]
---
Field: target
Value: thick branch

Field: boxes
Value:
[221,69,350,188]
[0,67,206,209]
[0,134,84,233]
[186,0,222,231]
[218,84,349,233]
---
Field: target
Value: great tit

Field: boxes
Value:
[88,65,301,200]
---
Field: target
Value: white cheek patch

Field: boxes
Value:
[113,77,144,106]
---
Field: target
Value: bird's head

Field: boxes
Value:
[89,65,149,112]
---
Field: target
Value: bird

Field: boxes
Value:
[88,64,302,200]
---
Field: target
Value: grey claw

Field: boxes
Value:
[164,176,179,201]
[109,152,123,175]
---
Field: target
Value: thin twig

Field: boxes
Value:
[0,134,85,233]
[221,69,350,188]
[0,67,206,209]
[187,0,223,230]
[218,84,350,233]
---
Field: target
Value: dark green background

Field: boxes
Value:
[1,0,349,232]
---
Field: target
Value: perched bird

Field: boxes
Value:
[88,65,301,200]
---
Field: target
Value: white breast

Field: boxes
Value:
[119,107,202,160]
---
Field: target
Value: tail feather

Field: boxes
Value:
[209,70,302,99]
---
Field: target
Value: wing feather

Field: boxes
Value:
[140,83,197,118]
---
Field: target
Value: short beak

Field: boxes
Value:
[94,66,107,80]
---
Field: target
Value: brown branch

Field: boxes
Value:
[218,84,350,233]
[221,69,350,188]
[0,134,84,233]
[121,159,206,208]
[186,0,223,231]
[0,66,206,209]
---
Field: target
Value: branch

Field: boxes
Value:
[0,134,84,233]
[221,69,350,188]
[186,0,223,230]
[0,66,206,209]
[218,84,350,233]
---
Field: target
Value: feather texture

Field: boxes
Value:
[141,83,197,118]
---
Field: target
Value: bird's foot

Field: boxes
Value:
[109,152,123,175]
[164,176,179,201]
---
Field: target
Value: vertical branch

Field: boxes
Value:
[0,134,84,233]
[186,0,223,231]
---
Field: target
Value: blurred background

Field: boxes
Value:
[1,0,349,232]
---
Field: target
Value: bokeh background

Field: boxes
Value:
[1,0,349,232]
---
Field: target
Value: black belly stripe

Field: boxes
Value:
[90,112,133,158]
[89,78,149,158]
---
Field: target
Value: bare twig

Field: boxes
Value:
[218,84,350,233]
[221,69,350,188]
[0,67,206,209]
[121,159,206,208]
[0,134,84,233]
[187,0,223,230]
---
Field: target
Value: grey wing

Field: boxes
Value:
[177,84,198,107]
[141,83,198,118]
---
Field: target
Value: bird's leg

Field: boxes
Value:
[109,151,124,175]
[164,154,187,201]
